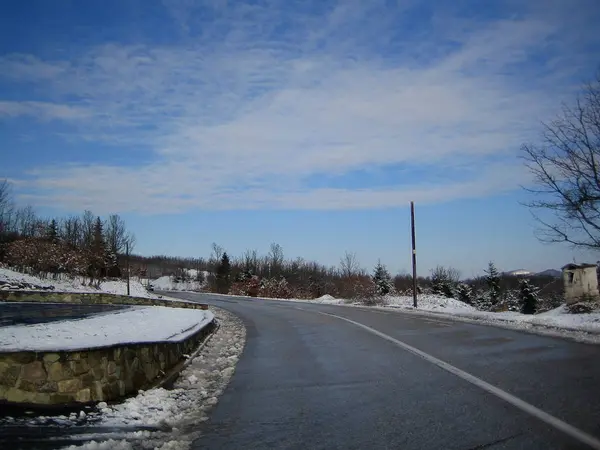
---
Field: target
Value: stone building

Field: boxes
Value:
[562,263,600,304]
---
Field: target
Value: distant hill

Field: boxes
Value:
[503,269,533,276]
[534,269,562,278]
[502,269,562,278]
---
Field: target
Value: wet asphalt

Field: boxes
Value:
[166,292,600,450]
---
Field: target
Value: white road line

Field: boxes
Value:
[315,310,600,450]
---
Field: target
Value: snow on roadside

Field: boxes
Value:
[58,307,246,450]
[383,294,476,313]
[0,307,214,351]
[258,292,600,338]
[0,266,159,299]
[151,276,205,293]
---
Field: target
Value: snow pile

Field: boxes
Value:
[0,307,214,351]
[151,276,206,292]
[383,294,477,313]
[447,305,600,335]
[57,307,246,449]
[0,266,158,299]
[313,294,344,305]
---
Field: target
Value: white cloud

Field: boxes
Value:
[0,101,89,121]
[1,0,597,213]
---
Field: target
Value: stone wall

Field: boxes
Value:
[0,290,207,310]
[0,320,215,408]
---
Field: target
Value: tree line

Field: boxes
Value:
[0,180,134,283]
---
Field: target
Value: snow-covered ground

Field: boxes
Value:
[247,293,600,341]
[0,307,246,450]
[0,266,158,299]
[150,276,206,292]
[0,306,214,351]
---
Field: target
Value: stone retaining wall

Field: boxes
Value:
[0,320,215,408]
[0,290,207,310]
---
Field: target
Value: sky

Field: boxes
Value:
[1,0,599,277]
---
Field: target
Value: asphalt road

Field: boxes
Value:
[0,302,130,327]
[166,292,600,450]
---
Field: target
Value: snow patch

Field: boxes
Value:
[0,306,214,351]
[0,266,159,299]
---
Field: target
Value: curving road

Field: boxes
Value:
[166,292,600,450]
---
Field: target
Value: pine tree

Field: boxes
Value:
[519,279,538,314]
[216,252,232,294]
[456,283,472,304]
[372,260,393,296]
[89,217,107,279]
[46,219,59,243]
[485,262,501,305]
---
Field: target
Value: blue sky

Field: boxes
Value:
[1,0,599,276]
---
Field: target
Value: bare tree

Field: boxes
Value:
[522,72,600,250]
[268,242,284,277]
[104,214,135,255]
[339,251,360,278]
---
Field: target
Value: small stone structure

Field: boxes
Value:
[0,320,215,407]
[0,290,208,310]
[562,263,600,304]
[0,290,213,408]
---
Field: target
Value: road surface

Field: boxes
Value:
[166,292,600,450]
[0,302,129,327]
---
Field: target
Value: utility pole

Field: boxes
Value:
[126,242,131,296]
[411,201,418,308]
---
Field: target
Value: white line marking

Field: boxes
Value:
[315,310,600,449]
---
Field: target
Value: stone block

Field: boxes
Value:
[80,373,96,387]
[21,361,46,382]
[49,393,74,404]
[0,362,21,386]
[107,361,117,375]
[6,387,34,403]
[9,353,36,364]
[47,362,73,382]
[75,388,91,403]
[43,353,60,364]
[69,359,89,376]
[57,379,81,393]
[92,381,104,402]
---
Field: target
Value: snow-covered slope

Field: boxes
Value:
[0,266,158,299]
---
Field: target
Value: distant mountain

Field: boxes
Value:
[503,269,533,276]
[502,268,562,278]
[535,269,562,278]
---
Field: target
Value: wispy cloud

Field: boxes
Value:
[0,101,89,121]
[1,0,598,213]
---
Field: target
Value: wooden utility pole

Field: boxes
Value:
[411,201,417,308]
[126,242,131,296]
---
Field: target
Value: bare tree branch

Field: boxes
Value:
[521,71,600,251]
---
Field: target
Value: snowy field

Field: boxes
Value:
[0,306,214,351]
[0,307,246,450]
[0,266,158,299]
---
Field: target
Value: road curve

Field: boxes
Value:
[165,292,600,450]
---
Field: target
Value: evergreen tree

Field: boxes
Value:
[372,260,393,296]
[485,262,501,305]
[90,217,107,279]
[519,279,538,314]
[46,219,59,243]
[216,252,232,294]
[456,283,472,304]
